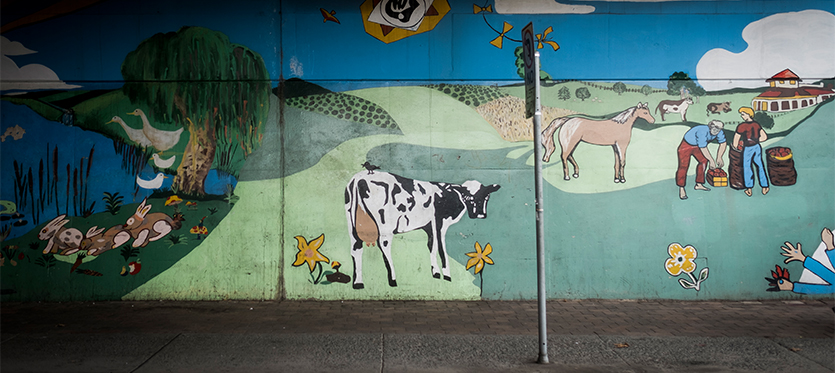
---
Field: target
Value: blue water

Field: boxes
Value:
[0,101,236,239]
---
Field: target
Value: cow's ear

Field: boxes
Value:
[486,184,501,193]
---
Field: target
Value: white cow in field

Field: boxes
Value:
[344,171,500,289]
[656,97,694,121]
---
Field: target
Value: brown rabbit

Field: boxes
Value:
[125,198,184,248]
[80,225,132,256]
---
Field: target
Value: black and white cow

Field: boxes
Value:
[344,171,500,289]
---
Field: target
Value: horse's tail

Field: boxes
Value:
[541,117,569,163]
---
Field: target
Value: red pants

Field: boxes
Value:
[676,139,707,187]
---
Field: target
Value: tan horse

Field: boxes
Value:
[541,102,654,183]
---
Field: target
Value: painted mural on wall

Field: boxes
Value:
[1,1,834,301]
[0,22,261,298]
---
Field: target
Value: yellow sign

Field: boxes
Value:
[360,0,450,44]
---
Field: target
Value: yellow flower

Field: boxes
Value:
[293,234,329,272]
[466,242,494,274]
[665,243,697,276]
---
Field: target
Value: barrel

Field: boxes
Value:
[766,147,797,186]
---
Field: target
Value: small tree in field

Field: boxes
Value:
[514,46,553,82]
[641,85,653,96]
[612,82,627,95]
[667,71,706,102]
[558,86,571,100]
[754,111,775,129]
[575,87,591,101]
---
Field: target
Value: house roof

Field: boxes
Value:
[767,68,801,82]
[805,87,835,96]
[756,87,835,99]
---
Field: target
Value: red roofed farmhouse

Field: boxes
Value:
[752,68,835,112]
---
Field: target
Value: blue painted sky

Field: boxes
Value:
[1,0,833,91]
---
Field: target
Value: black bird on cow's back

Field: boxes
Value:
[362,161,380,174]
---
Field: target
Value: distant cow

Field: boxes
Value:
[707,102,732,115]
[655,97,694,121]
[344,171,500,289]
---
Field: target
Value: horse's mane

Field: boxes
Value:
[611,106,637,124]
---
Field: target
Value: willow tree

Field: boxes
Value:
[121,26,270,195]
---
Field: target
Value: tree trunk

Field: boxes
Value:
[173,116,216,195]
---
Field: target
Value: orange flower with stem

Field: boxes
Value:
[293,234,329,284]
[664,243,708,291]
[466,242,494,296]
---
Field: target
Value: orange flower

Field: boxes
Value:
[465,242,494,275]
[292,234,329,272]
[665,243,697,276]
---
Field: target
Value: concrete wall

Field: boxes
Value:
[1,0,833,302]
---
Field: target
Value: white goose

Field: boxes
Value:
[151,153,177,169]
[136,172,167,190]
[128,109,185,152]
[108,116,153,148]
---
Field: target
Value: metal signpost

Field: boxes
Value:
[522,22,548,365]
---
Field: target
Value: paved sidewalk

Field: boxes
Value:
[2,299,833,372]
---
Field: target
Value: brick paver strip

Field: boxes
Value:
[1,299,832,338]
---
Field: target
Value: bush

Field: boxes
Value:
[754,111,775,129]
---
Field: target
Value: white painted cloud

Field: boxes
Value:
[0,36,81,92]
[494,0,703,14]
[1,37,37,56]
[494,0,594,14]
[696,10,835,91]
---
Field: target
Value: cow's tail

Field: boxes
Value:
[346,178,358,234]
[541,117,568,163]
[347,178,361,241]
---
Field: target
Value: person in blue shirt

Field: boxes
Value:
[675,120,727,200]
[775,228,835,294]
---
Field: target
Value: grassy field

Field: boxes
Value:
[9,81,829,301]
[127,82,834,301]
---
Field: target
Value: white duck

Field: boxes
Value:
[128,109,185,152]
[151,153,177,169]
[108,116,153,148]
[136,173,167,189]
